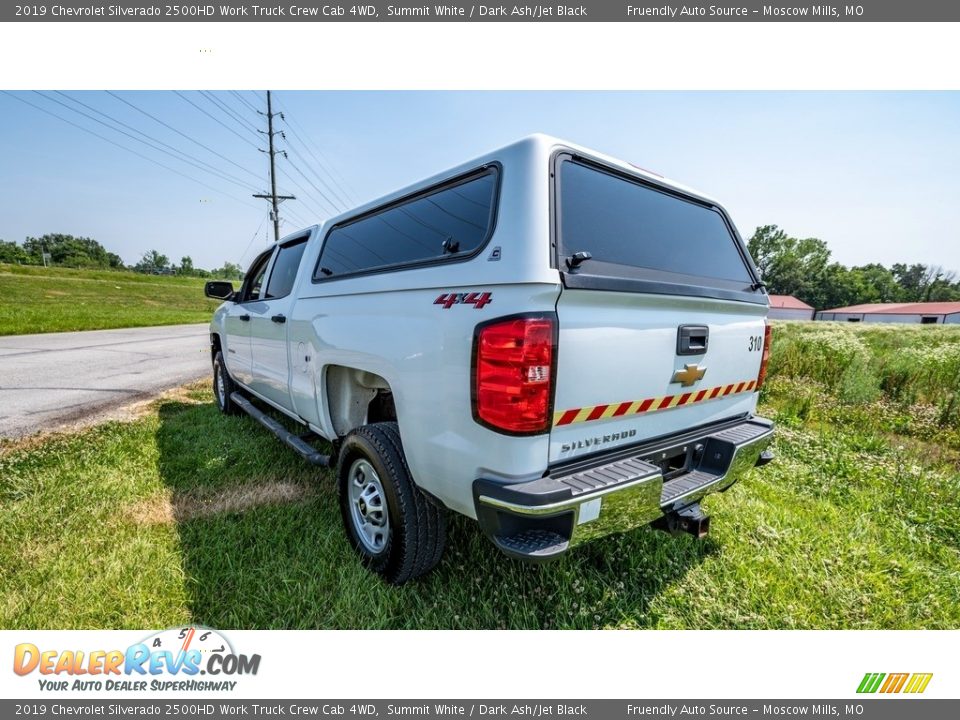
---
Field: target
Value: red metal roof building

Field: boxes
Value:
[817,301,960,324]
[767,294,815,321]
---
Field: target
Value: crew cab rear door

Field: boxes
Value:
[550,154,769,464]
[247,234,310,411]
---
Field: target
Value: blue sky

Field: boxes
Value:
[1,91,957,273]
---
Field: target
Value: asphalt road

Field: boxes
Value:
[0,324,211,439]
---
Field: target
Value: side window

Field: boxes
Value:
[314,167,498,280]
[264,238,308,299]
[240,250,273,302]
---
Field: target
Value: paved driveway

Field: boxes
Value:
[0,324,211,439]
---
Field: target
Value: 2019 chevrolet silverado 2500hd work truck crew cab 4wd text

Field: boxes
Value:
[204,135,775,584]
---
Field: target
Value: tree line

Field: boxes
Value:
[748,225,960,309]
[0,234,243,280]
[3,228,958,306]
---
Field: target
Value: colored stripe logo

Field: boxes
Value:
[857,672,933,694]
[553,379,757,428]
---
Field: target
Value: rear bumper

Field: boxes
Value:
[473,415,774,560]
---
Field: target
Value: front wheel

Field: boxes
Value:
[337,422,446,584]
[212,351,241,416]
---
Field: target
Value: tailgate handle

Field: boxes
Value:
[677,325,709,355]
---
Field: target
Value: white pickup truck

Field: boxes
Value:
[204,135,774,584]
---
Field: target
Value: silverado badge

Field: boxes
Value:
[671,363,707,387]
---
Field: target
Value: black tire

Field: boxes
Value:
[337,422,446,584]
[213,351,242,416]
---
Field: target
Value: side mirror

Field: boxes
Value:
[204,281,235,301]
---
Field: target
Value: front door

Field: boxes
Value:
[224,248,274,387]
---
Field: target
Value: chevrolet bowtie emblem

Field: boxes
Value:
[671,363,707,387]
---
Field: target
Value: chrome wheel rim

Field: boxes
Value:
[348,458,389,554]
[215,363,226,407]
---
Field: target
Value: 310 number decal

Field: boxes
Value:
[748,335,764,351]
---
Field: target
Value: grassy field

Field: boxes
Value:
[2,322,959,629]
[0,263,221,335]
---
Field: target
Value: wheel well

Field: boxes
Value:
[325,366,396,437]
[210,333,222,366]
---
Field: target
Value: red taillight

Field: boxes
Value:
[473,315,555,434]
[756,321,773,390]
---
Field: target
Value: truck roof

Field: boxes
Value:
[281,134,724,243]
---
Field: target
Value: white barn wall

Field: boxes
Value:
[862,314,929,324]
[818,313,953,324]
[768,308,814,321]
[817,313,862,322]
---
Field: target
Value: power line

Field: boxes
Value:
[280,132,349,212]
[238,211,271,264]
[1,91,260,211]
[274,166,326,219]
[281,205,309,225]
[105,91,264,183]
[281,208,311,231]
[200,91,261,139]
[52,91,259,191]
[230,90,260,115]
[279,114,357,208]
[174,91,260,150]
[38,92,260,193]
[272,95,360,206]
[282,153,343,214]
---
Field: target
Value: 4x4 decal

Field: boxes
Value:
[434,292,493,309]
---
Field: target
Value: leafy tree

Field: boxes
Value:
[210,262,244,280]
[21,233,120,268]
[891,263,960,302]
[178,256,195,275]
[850,263,903,304]
[918,265,959,301]
[747,225,831,302]
[809,263,867,310]
[747,226,960,310]
[133,249,170,274]
[891,263,929,301]
[0,240,31,264]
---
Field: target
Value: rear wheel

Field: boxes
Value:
[337,422,446,584]
[213,351,241,416]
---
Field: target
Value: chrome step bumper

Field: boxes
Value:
[473,416,774,560]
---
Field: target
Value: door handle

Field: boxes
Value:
[677,325,709,355]
[271,314,287,324]
[239,314,250,322]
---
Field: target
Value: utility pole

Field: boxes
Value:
[253,90,295,243]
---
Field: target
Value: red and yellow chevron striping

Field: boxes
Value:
[553,379,757,428]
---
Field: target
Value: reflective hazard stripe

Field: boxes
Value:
[553,379,757,427]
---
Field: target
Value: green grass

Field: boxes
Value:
[0,263,221,335]
[1,322,959,629]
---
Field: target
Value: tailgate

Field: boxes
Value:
[550,151,769,463]
[550,291,767,463]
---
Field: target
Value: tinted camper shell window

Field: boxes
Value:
[313,166,500,282]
